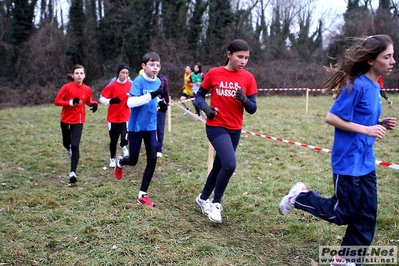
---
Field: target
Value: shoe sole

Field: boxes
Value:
[65,150,72,159]
[69,176,77,184]
[278,182,308,215]
[278,195,289,215]
[208,214,222,223]
[67,177,77,187]
[195,197,209,215]
[137,200,155,207]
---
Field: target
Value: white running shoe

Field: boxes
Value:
[208,202,223,223]
[183,108,190,116]
[278,182,308,215]
[196,194,210,215]
[68,171,77,184]
[65,147,72,159]
[388,101,393,108]
[156,152,163,158]
[120,145,129,157]
[109,158,116,168]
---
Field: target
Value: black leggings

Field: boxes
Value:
[201,126,241,203]
[108,122,128,158]
[60,122,83,173]
[120,131,158,193]
[192,99,201,116]
[380,90,389,101]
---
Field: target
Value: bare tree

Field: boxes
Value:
[264,0,317,60]
[253,0,270,45]
[17,23,67,84]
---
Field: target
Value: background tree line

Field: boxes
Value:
[0,0,399,108]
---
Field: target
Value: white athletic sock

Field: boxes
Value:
[138,191,147,198]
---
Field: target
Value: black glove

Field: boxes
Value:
[90,103,98,113]
[72,98,80,105]
[235,88,247,103]
[150,88,168,102]
[109,97,121,104]
[203,105,217,119]
[158,101,168,113]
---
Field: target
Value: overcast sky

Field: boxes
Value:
[316,0,380,34]
[44,0,380,36]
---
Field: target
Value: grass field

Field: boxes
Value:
[1,95,398,266]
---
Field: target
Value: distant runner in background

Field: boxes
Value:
[377,75,393,108]
[179,65,193,115]
[191,63,205,118]
[156,71,170,158]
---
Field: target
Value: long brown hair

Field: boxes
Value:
[323,34,393,98]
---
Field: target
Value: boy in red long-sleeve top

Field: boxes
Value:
[99,63,132,167]
[54,64,98,186]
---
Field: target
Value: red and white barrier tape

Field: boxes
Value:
[170,89,397,105]
[258,88,322,92]
[170,99,207,123]
[241,129,399,170]
[169,94,210,105]
[169,98,195,105]
[170,100,399,170]
[242,130,332,153]
[375,160,399,170]
[258,88,399,92]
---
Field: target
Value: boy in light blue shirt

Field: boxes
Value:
[114,52,168,207]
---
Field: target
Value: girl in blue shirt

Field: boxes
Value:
[279,34,396,265]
